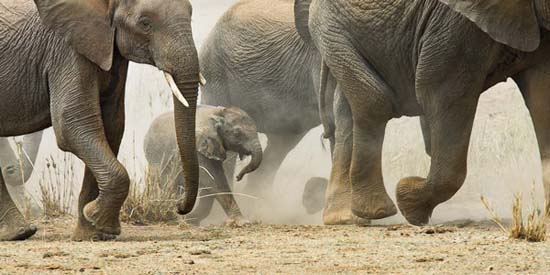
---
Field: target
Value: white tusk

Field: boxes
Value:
[199,72,207,86]
[163,71,189,107]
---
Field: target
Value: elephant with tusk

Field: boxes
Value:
[0,0,201,241]
[144,105,263,226]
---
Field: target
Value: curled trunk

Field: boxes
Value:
[235,142,263,181]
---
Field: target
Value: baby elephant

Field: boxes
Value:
[144,105,262,225]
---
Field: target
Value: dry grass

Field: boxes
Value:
[39,154,76,218]
[120,167,180,225]
[481,192,548,242]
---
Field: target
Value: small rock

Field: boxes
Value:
[189,248,211,255]
[43,251,69,258]
[415,257,444,263]
[183,259,195,265]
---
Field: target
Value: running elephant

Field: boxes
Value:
[296,0,550,225]
[0,131,43,216]
[144,106,263,226]
[200,0,326,205]
[0,0,201,241]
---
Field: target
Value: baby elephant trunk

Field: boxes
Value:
[235,141,263,181]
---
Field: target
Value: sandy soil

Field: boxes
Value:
[1,218,548,274]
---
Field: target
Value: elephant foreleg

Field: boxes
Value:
[186,156,247,226]
[184,188,215,226]
[396,43,486,225]
[515,66,550,213]
[50,61,129,241]
[420,116,432,157]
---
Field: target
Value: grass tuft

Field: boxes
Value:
[39,154,75,218]
[120,167,180,225]
[481,192,548,242]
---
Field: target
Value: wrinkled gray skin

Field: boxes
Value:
[0,131,43,216]
[296,0,550,225]
[144,106,263,226]
[0,0,201,241]
[200,0,327,206]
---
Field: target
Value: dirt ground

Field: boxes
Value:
[1,218,548,274]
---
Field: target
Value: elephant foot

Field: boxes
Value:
[72,219,117,242]
[83,199,121,236]
[323,203,371,226]
[351,192,397,220]
[0,207,37,241]
[224,216,251,227]
[396,177,435,226]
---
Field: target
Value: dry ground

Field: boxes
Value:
[0,218,549,274]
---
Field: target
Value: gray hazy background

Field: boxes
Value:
[16,0,545,224]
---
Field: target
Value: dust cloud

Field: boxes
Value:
[18,1,545,225]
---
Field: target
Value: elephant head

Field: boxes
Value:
[437,0,550,52]
[33,0,201,214]
[198,107,263,181]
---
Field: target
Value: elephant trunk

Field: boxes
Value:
[158,33,201,214]
[172,76,199,215]
[235,141,263,181]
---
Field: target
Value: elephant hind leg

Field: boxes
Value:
[323,90,370,225]
[319,33,397,220]
[515,66,550,213]
[0,170,37,241]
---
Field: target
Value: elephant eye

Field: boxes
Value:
[138,16,153,32]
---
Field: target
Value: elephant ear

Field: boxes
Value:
[33,0,115,71]
[438,0,540,52]
[196,128,226,161]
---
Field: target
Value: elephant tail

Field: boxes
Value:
[294,0,313,43]
[319,60,336,149]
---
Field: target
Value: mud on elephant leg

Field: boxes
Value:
[0,170,37,241]
[515,67,550,213]
[244,132,306,199]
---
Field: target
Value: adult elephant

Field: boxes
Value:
[0,131,44,215]
[144,106,263,226]
[296,0,550,225]
[200,0,338,218]
[0,0,201,241]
